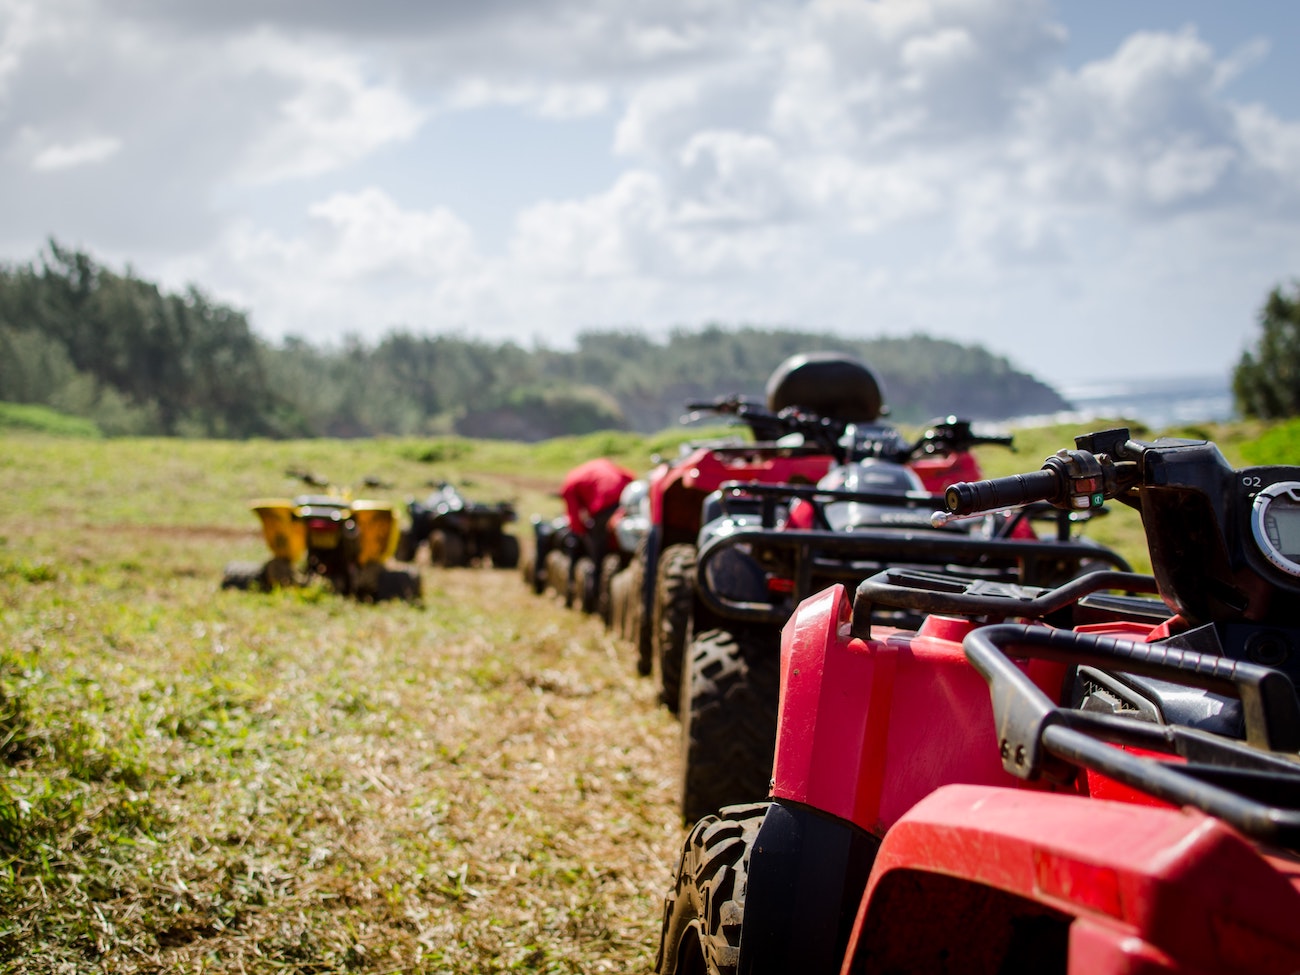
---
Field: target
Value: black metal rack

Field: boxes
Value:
[964,623,1300,850]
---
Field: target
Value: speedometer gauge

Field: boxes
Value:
[1251,481,1300,577]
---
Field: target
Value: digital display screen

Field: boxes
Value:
[1253,481,1300,576]
[1265,503,1300,558]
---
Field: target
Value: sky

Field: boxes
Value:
[2,0,1299,389]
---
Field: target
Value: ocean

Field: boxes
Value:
[1017,372,1237,430]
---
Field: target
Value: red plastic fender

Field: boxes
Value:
[771,584,1070,834]
[910,450,983,494]
[841,784,1300,974]
[648,445,834,535]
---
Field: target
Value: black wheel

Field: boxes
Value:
[653,543,697,714]
[430,529,467,567]
[492,533,521,569]
[574,557,597,613]
[374,567,422,602]
[609,564,629,636]
[680,627,781,825]
[544,549,572,601]
[393,529,420,563]
[597,552,623,625]
[221,560,268,591]
[610,561,652,673]
[629,553,653,676]
[656,801,767,975]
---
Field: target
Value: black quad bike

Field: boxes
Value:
[395,481,520,569]
[529,475,651,619]
[524,513,585,606]
[221,471,421,602]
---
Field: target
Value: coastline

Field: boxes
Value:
[1013,372,1236,430]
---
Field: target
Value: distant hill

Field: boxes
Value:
[1,243,1067,439]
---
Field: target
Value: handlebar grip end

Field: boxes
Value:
[945,468,1063,515]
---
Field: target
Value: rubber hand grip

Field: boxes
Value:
[944,468,1062,515]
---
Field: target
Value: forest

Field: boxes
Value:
[0,243,1070,439]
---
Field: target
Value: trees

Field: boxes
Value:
[1,241,1073,439]
[0,242,298,437]
[1235,283,1300,420]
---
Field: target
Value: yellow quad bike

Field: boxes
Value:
[221,475,421,602]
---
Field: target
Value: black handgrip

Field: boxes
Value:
[945,468,1062,515]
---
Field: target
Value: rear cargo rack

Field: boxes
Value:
[965,623,1300,850]
[695,483,1133,626]
[850,568,1160,639]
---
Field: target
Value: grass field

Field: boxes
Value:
[0,418,1278,973]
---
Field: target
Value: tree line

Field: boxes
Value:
[0,242,1079,439]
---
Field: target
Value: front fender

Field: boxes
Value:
[772,584,1036,833]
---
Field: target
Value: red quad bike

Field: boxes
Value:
[527,468,643,615]
[657,427,1300,975]
[678,416,1129,822]
[616,352,884,705]
[526,508,626,613]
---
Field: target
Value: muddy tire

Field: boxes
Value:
[681,627,781,824]
[221,560,268,591]
[611,561,652,674]
[609,564,630,636]
[429,529,467,568]
[597,552,623,625]
[616,542,653,675]
[492,533,521,569]
[574,557,597,613]
[374,566,422,602]
[656,801,767,975]
[544,548,571,601]
[653,543,697,713]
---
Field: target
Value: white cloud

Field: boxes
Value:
[229,32,425,184]
[303,188,479,279]
[0,0,39,100]
[30,133,121,171]
[445,79,610,119]
[192,187,487,340]
[1010,30,1241,208]
[3,0,1300,382]
[509,171,669,279]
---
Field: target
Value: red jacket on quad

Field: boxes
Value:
[562,458,636,536]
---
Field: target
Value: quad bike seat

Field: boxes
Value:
[765,351,884,423]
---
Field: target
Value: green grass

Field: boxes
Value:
[0,403,101,437]
[0,417,1271,971]
[0,432,692,973]
[1239,416,1300,466]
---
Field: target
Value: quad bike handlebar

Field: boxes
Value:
[911,415,1013,456]
[286,467,331,489]
[942,468,1065,517]
[685,396,1014,466]
[942,429,1144,518]
[682,396,792,444]
[939,426,1300,629]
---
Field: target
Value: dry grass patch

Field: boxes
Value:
[0,481,684,973]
